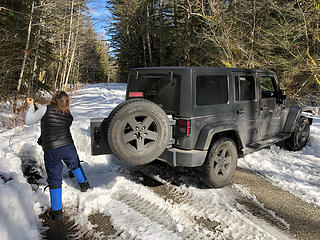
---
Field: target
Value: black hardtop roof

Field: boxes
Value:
[131,66,275,75]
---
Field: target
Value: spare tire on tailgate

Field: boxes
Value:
[107,99,170,165]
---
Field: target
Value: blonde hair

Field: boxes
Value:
[50,91,71,115]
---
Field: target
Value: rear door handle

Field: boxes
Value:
[261,106,268,111]
[237,110,245,115]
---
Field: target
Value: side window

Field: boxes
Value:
[235,75,255,101]
[260,76,276,98]
[196,75,228,106]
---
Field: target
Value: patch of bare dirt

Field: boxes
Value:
[88,213,117,239]
[40,210,98,240]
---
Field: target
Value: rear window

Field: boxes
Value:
[196,75,228,106]
[127,73,181,113]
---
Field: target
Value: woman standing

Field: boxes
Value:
[25,91,90,221]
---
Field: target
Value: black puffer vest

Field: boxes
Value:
[40,105,74,151]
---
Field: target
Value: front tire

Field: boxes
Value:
[285,117,310,151]
[197,138,238,188]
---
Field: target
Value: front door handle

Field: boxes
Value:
[237,110,245,115]
[261,106,268,111]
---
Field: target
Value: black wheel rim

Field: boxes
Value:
[121,115,158,151]
[296,120,309,146]
[213,146,232,177]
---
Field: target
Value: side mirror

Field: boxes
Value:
[280,89,287,100]
[276,89,287,104]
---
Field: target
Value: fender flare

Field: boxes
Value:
[195,123,243,151]
[282,106,309,133]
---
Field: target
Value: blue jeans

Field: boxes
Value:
[44,144,80,188]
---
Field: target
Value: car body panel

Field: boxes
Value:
[91,67,313,167]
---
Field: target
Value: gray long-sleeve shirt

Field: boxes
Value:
[25,105,47,125]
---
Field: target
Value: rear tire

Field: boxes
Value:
[197,138,238,188]
[107,99,170,165]
[285,117,310,151]
[101,99,138,142]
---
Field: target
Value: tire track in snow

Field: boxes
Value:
[138,171,223,233]
[136,164,291,240]
[112,188,216,240]
[231,167,320,240]
[150,183,226,238]
[232,184,290,231]
[40,210,99,240]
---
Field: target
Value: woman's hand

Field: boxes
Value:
[26,98,34,106]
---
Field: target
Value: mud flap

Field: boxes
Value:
[90,118,112,155]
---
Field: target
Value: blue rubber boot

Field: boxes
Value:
[79,166,86,179]
[72,167,86,183]
[49,187,62,220]
[72,167,90,192]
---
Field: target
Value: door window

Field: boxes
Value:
[260,76,276,98]
[235,75,255,101]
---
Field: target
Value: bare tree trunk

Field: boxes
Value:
[59,34,65,90]
[159,0,163,66]
[64,11,80,90]
[17,1,34,92]
[29,11,43,96]
[248,0,257,68]
[71,58,76,86]
[76,49,80,84]
[54,40,63,90]
[142,37,147,67]
[61,0,74,91]
[30,48,38,94]
[55,62,61,90]
[146,4,153,66]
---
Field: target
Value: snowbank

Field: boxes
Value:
[0,128,42,240]
[0,83,127,240]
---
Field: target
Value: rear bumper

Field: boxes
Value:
[91,117,207,167]
[158,148,207,167]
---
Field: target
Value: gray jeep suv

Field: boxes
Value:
[91,67,312,188]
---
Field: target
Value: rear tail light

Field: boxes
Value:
[128,92,144,98]
[178,119,191,135]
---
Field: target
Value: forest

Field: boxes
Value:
[107,0,320,98]
[1,0,320,100]
[1,0,114,100]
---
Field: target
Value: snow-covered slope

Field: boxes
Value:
[0,83,319,240]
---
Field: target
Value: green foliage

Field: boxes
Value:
[107,0,320,95]
[78,18,114,83]
[0,0,31,87]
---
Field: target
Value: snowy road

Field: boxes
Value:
[1,83,320,240]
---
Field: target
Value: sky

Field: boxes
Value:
[86,0,110,41]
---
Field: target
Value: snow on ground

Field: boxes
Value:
[239,122,320,207]
[0,101,24,134]
[0,83,320,240]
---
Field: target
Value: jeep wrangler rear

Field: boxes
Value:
[91,67,313,188]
